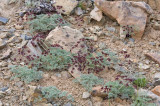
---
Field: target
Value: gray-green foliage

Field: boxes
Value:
[104,81,134,99]
[74,73,104,91]
[102,49,119,66]
[28,14,69,32]
[132,94,157,106]
[41,86,74,101]
[83,52,110,72]
[9,65,43,83]
[102,49,127,73]
[32,47,72,71]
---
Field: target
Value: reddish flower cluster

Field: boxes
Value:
[122,25,134,38]
[70,38,107,73]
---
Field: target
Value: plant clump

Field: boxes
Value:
[30,47,73,71]
[132,94,156,106]
[41,86,74,101]
[103,81,135,99]
[74,73,104,91]
[133,77,147,88]
[70,38,119,73]
[28,14,69,33]
[9,65,43,83]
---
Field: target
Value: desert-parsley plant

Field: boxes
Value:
[132,94,156,106]
[9,65,43,83]
[103,81,135,99]
[71,38,120,73]
[74,73,104,91]
[41,86,74,101]
[28,14,69,33]
[31,47,73,71]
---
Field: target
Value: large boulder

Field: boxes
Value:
[45,26,86,53]
[53,0,78,15]
[95,0,153,40]
[124,0,160,10]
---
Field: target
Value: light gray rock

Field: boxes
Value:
[154,73,160,80]
[105,25,116,32]
[0,17,9,25]
[55,73,61,78]
[0,100,3,106]
[82,92,90,99]
[0,87,8,92]
[26,40,42,56]
[149,42,156,46]
[98,42,106,49]
[64,102,72,106]
[75,7,83,15]
[137,89,160,101]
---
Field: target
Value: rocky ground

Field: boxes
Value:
[0,0,160,106]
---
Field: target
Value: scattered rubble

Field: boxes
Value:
[0,0,160,105]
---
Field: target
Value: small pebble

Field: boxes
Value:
[64,102,72,106]
[82,92,90,99]
[0,87,9,92]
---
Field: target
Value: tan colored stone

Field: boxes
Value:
[0,38,7,50]
[153,22,160,30]
[53,0,78,15]
[15,24,24,30]
[90,6,103,22]
[0,49,12,60]
[7,36,22,43]
[95,0,153,40]
[145,53,160,65]
[45,26,86,53]
[91,86,107,98]
[152,86,160,96]
[92,96,103,102]
[83,16,91,25]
